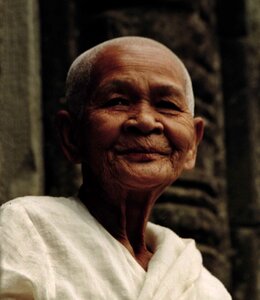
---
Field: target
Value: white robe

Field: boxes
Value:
[0,196,232,299]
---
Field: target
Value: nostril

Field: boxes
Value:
[124,125,145,135]
[153,127,163,135]
[123,117,164,135]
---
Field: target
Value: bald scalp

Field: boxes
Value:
[65,36,195,119]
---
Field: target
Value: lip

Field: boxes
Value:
[114,146,171,161]
[115,146,170,155]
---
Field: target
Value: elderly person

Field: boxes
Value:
[0,36,231,299]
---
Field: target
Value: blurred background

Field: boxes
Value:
[0,0,259,299]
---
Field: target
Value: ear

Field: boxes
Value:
[56,110,82,164]
[184,117,205,170]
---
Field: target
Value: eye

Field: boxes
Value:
[103,97,130,108]
[156,100,181,112]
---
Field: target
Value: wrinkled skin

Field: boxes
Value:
[57,41,204,269]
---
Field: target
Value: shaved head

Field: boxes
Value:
[65,36,195,119]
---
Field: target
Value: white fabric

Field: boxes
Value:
[0,196,232,300]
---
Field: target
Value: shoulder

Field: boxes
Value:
[0,195,89,251]
[1,195,80,215]
[147,222,232,299]
[196,267,232,299]
[0,196,44,221]
[0,195,85,230]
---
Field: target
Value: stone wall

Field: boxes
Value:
[0,0,43,203]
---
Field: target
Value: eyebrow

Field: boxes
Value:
[95,80,138,98]
[93,79,185,102]
[150,84,185,99]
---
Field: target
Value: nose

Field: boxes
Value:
[123,103,164,135]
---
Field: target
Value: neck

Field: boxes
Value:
[78,182,162,270]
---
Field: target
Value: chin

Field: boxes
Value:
[115,168,175,191]
[100,158,182,191]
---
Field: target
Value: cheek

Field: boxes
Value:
[83,111,123,151]
[164,118,195,152]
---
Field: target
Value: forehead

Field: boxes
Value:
[92,44,186,89]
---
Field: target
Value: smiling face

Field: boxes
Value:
[62,42,204,191]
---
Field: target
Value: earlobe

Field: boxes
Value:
[56,110,82,163]
[184,117,205,170]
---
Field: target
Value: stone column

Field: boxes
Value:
[218,0,260,298]
[0,0,43,204]
[40,0,81,197]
